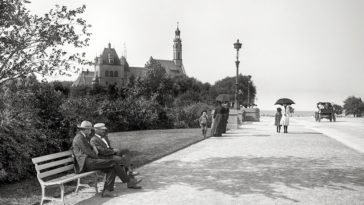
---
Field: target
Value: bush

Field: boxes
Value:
[173,103,213,128]
[0,79,70,183]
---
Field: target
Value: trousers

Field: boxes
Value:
[84,157,130,191]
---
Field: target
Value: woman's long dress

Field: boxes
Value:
[210,105,223,136]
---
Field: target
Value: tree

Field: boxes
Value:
[332,104,343,115]
[343,96,364,117]
[211,75,257,107]
[0,0,92,85]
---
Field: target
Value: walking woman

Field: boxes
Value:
[210,101,224,137]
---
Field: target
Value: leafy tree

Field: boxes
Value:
[211,75,256,106]
[127,74,136,88]
[0,0,92,85]
[332,104,343,115]
[343,96,364,117]
[137,58,174,106]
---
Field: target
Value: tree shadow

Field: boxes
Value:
[75,156,364,204]
[285,132,322,134]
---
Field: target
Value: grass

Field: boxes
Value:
[0,128,204,205]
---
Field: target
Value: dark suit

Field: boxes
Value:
[72,131,130,191]
[90,134,131,168]
[72,132,98,172]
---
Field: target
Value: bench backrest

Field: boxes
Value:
[32,150,75,182]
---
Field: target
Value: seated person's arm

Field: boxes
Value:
[77,137,98,158]
[92,145,99,155]
[90,138,115,156]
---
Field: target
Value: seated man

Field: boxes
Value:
[90,123,139,177]
[72,121,142,198]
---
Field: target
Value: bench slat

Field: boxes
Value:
[32,150,73,164]
[35,157,74,172]
[43,171,98,185]
[38,164,74,179]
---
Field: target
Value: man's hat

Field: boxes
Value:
[94,123,107,130]
[77,121,93,129]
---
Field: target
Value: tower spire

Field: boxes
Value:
[122,42,127,60]
[173,22,182,70]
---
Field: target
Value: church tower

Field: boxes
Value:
[173,23,182,67]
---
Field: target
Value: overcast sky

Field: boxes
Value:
[29,0,364,111]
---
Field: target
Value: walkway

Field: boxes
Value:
[59,117,364,205]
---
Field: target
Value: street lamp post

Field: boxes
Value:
[247,75,251,108]
[233,39,242,110]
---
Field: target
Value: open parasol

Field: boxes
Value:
[275,98,295,111]
[216,94,230,102]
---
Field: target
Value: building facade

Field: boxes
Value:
[72,25,186,88]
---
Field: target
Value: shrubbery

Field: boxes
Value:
[0,76,210,183]
[0,60,255,183]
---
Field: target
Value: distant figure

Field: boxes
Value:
[221,102,230,133]
[210,109,215,130]
[199,111,208,138]
[280,106,290,133]
[210,101,223,137]
[275,107,282,133]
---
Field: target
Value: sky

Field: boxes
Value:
[28,0,364,111]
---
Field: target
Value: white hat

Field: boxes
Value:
[94,123,107,130]
[77,121,93,129]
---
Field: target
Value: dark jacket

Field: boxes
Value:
[72,132,98,173]
[90,134,115,156]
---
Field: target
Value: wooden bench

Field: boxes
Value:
[32,150,100,205]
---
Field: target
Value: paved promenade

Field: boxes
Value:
[61,117,364,205]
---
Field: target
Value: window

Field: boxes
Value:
[114,71,118,77]
[110,71,113,77]
[105,71,109,77]
[108,53,114,64]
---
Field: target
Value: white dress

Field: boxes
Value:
[280,110,290,126]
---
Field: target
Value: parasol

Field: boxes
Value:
[216,94,230,102]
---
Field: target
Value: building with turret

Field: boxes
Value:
[72,25,186,88]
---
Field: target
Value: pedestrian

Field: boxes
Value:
[221,102,230,133]
[280,106,290,133]
[275,107,282,133]
[199,111,208,138]
[210,101,224,137]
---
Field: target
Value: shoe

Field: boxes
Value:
[127,178,143,189]
[101,189,117,197]
[129,170,140,176]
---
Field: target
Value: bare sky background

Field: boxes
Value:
[29,0,364,111]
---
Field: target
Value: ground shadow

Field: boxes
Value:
[75,156,364,204]
[285,132,323,134]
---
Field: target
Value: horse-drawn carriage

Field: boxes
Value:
[315,102,336,122]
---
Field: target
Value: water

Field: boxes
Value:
[260,110,315,117]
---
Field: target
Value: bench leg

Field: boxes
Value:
[60,184,65,205]
[76,178,81,193]
[40,185,45,205]
[94,173,99,193]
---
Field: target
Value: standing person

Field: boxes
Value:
[275,107,282,133]
[221,102,230,133]
[199,111,208,138]
[90,123,139,177]
[280,106,290,133]
[210,101,223,137]
[210,109,215,131]
[72,121,142,198]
